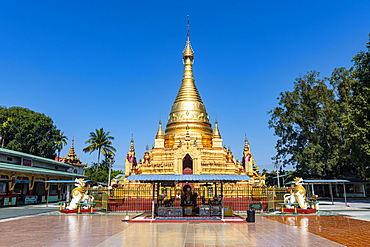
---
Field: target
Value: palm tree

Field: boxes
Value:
[83,127,116,165]
[55,131,68,158]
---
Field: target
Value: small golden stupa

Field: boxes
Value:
[60,140,87,174]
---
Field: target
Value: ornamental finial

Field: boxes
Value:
[165,18,212,136]
[183,15,194,58]
[187,15,190,41]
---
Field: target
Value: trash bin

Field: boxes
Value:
[246,210,255,222]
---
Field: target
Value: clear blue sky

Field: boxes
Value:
[1,1,370,172]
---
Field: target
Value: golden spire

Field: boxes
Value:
[165,16,212,136]
[156,120,164,139]
[175,16,199,103]
[183,17,194,59]
[212,121,221,139]
[62,139,87,167]
[67,139,77,158]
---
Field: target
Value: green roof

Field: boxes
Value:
[0,148,73,168]
[113,174,125,180]
[0,162,86,178]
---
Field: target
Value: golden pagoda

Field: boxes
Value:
[124,25,256,179]
[60,140,87,174]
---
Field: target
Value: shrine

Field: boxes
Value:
[58,139,87,175]
[123,22,256,179]
[110,20,266,219]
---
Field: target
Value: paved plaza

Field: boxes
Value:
[1,200,370,246]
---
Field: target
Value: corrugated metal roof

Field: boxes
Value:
[0,147,74,168]
[303,179,350,184]
[0,162,86,178]
[126,174,250,182]
[45,179,93,183]
[44,180,77,183]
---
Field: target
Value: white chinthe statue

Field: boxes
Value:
[67,178,94,210]
[284,177,307,209]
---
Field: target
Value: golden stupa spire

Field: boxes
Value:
[174,16,200,103]
[67,139,77,158]
[212,120,221,139]
[165,16,212,136]
[156,120,164,139]
[62,139,87,167]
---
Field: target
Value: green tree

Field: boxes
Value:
[84,156,123,184]
[350,36,370,179]
[83,127,116,165]
[329,67,357,176]
[268,71,342,177]
[269,35,370,180]
[55,131,68,158]
[0,106,61,158]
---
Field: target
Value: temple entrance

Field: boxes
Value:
[182,154,193,174]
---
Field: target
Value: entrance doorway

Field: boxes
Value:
[182,154,193,174]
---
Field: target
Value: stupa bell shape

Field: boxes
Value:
[122,22,256,178]
[165,35,212,136]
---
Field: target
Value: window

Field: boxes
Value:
[50,185,58,194]
[0,182,7,193]
[7,157,13,161]
[13,183,26,194]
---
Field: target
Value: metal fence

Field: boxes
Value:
[87,186,288,213]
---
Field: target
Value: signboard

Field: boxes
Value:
[21,158,33,167]
[250,203,262,210]
[25,196,37,202]
[161,182,174,187]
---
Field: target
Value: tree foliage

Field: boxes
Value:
[0,106,62,158]
[55,131,68,158]
[83,127,116,165]
[84,157,123,184]
[350,37,370,178]
[269,71,341,177]
[269,35,370,180]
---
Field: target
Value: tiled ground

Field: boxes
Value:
[265,215,370,247]
[0,215,344,247]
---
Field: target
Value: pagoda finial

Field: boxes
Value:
[183,15,194,59]
[212,120,221,139]
[61,139,86,167]
[165,17,212,136]
[156,120,164,139]
[130,135,135,152]
[67,138,77,158]
[187,15,190,41]
[244,135,250,151]
[244,134,249,145]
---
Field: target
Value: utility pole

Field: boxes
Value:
[274,160,280,188]
[107,154,115,187]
